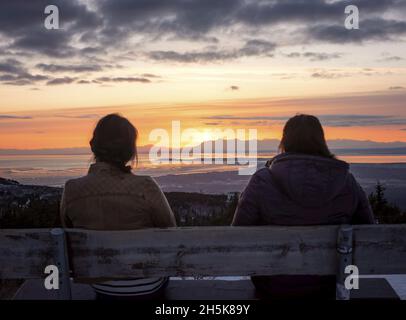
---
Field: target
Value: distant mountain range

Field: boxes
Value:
[1,139,406,155]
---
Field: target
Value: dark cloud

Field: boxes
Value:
[96,0,241,41]
[304,52,341,61]
[284,51,342,61]
[0,0,99,34]
[0,73,48,82]
[0,58,25,74]
[318,114,406,127]
[240,0,403,24]
[148,39,276,63]
[46,77,77,85]
[230,120,272,126]
[389,86,405,90]
[0,0,405,67]
[311,71,349,79]
[148,50,232,63]
[95,0,404,43]
[36,63,103,73]
[236,0,342,26]
[0,79,32,86]
[80,46,107,56]
[77,76,155,84]
[53,114,100,119]
[94,76,151,83]
[230,85,239,91]
[141,73,161,78]
[203,114,406,127]
[0,115,32,120]
[0,72,49,86]
[0,0,101,57]
[237,0,406,44]
[307,18,406,43]
[12,30,76,58]
[285,52,301,58]
[0,58,50,85]
[77,80,91,84]
[240,39,277,56]
[309,68,390,79]
[380,56,404,62]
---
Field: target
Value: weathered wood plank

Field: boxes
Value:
[0,229,54,279]
[354,225,406,275]
[68,226,339,280]
[1,225,405,280]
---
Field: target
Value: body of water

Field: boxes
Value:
[2,153,406,185]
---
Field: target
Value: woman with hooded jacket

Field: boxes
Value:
[232,114,375,299]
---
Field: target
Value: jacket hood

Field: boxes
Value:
[269,153,350,208]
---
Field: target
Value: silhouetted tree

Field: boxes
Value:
[368,181,406,224]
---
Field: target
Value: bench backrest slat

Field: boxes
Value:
[1,225,405,280]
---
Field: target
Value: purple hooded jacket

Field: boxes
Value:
[233,153,374,226]
[232,153,374,298]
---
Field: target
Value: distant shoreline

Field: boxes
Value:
[2,148,406,156]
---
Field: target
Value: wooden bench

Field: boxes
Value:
[1,225,406,300]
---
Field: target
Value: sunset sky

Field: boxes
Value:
[1,0,406,149]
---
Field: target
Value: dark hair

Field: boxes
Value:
[279,114,334,158]
[90,113,138,172]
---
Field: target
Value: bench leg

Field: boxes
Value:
[51,228,72,300]
[336,225,353,300]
